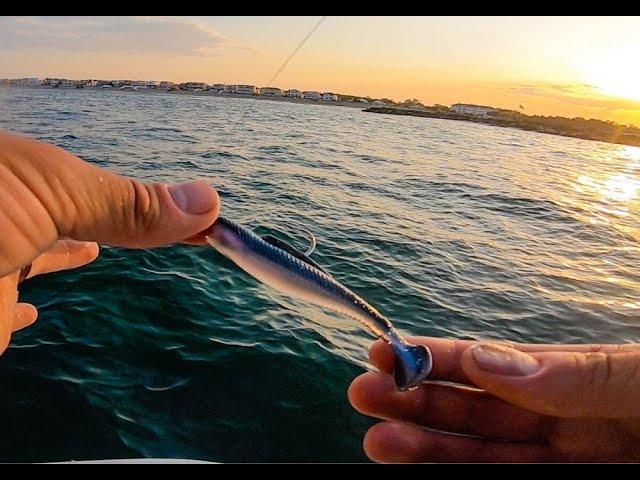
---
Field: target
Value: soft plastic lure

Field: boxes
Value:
[206,216,432,390]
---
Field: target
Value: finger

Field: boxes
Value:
[0,272,19,353]
[349,372,551,442]
[26,240,100,279]
[462,343,640,418]
[12,303,38,332]
[181,231,209,245]
[370,337,640,384]
[0,133,220,276]
[363,421,552,463]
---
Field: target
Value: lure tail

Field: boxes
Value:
[390,342,433,391]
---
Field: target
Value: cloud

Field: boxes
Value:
[0,16,238,56]
[510,82,640,113]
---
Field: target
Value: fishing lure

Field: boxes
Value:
[206,217,432,390]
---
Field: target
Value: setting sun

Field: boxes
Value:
[580,46,640,101]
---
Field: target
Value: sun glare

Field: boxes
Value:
[580,46,640,101]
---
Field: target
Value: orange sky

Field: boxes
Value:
[1,16,639,126]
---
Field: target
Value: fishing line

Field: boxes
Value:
[264,16,327,89]
[232,15,328,245]
[235,15,328,125]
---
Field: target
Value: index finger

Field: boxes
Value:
[370,337,640,385]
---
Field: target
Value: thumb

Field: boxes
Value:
[461,343,640,418]
[0,132,219,276]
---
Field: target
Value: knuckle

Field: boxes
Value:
[580,352,612,389]
[124,180,160,233]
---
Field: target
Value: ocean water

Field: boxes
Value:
[1,87,639,462]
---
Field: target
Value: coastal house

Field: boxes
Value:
[210,83,225,92]
[236,85,258,95]
[180,82,208,91]
[132,80,150,89]
[159,81,174,90]
[451,103,497,118]
[59,79,77,88]
[286,89,303,98]
[259,87,284,96]
[303,91,322,100]
[322,92,339,102]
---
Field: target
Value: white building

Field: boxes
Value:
[303,91,321,100]
[451,104,497,118]
[286,89,303,98]
[322,92,339,102]
[209,83,225,92]
[259,87,284,96]
[236,85,258,95]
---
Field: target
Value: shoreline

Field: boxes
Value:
[1,84,365,110]
[4,85,639,149]
[364,107,640,148]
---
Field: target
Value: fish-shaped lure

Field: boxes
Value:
[206,217,432,390]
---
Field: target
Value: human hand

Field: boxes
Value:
[0,131,220,353]
[0,240,100,353]
[349,337,640,462]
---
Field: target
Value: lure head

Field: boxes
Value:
[206,217,246,256]
[390,342,433,391]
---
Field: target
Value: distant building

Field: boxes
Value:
[303,91,322,100]
[451,104,497,118]
[259,87,284,96]
[322,92,339,102]
[235,85,258,95]
[132,80,149,89]
[59,80,77,88]
[209,83,225,92]
[286,89,303,98]
[159,81,174,90]
[358,98,370,104]
[178,82,207,91]
[96,80,112,87]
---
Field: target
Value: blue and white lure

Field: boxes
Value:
[206,217,432,390]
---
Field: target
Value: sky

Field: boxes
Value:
[2,16,640,126]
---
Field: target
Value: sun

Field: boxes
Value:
[580,46,640,101]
